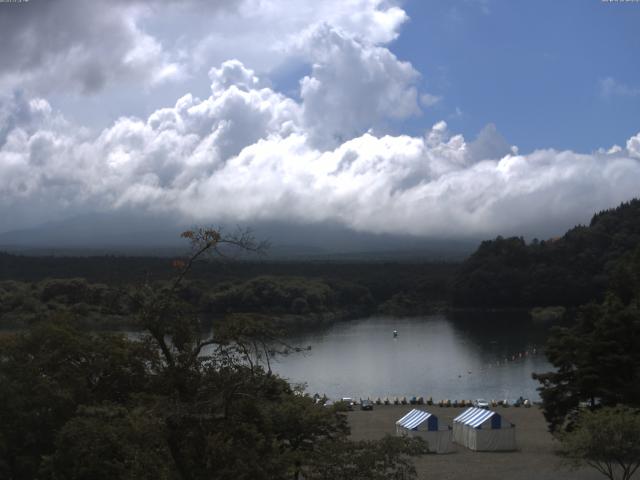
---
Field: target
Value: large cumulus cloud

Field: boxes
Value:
[1,62,639,238]
[1,1,638,239]
[0,0,407,96]
[0,0,190,94]
[299,24,420,148]
[191,0,408,74]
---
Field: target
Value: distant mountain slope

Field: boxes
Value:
[452,199,640,308]
[0,212,477,260]
[0,212,185,250]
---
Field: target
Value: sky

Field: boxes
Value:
[0,0,639,241]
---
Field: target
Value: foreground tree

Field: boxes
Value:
[0,227,426,479]
[560,406,640,480]
[533,294,640,432]
[306,436,427,480]
[0,318,157,479]
[45,404,173,480]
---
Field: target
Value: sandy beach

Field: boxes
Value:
[346,405,603,480]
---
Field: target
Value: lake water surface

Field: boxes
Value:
[270,314,554,402]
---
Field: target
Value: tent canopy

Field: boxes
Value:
[396,409,438,431]
[453,407,516,451]
[396,409,455,453]
[454,407,504,429]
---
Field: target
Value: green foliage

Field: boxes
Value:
[0,279,130,329]
[452,236,530,307]
[203,276,340,314]
[530,306,566,323]
[40,278,108,304]
[0,320,158,479]
[0,229,428,479]
[559,406,640,480]
[46,405,173,480]
[0,312,357,479]
[0,251,457,317]
[0,262,453,330]
[533,293,640,432]
[453,199,640,307]
[608,246,640,305]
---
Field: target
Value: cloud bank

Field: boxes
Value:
[1,60,639,238]
[0,0,638,239]
[0,0,408,95]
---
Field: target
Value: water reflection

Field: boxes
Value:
[270,314,554,401]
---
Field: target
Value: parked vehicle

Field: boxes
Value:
[341,397,355,410]
[360,399,374,410]
[474,398,490,409]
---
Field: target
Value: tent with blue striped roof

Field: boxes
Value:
[395,409,454,453]
[453,407,516,451]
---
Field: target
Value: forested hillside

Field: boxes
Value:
[0,259,456,329]
[452,199,640,308]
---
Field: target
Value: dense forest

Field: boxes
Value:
[452,199,640,308]
[531,218,640,432]
[0,255,455,330]
[3,199,640,328]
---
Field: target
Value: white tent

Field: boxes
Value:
[395,409,454,454]
[453,407,516,451]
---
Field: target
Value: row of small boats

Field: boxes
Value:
[355,397,532,407]
[370,397,474,406]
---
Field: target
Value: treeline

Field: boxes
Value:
[452,199,640,308]
[532,222,640,436]
[0,252,455,284]
[529,226,640,479]
[202,276,373,315]
[0,257,457,328]
[0,270,454,330]
[0,278,134,330]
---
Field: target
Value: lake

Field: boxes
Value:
[269,313,555,402]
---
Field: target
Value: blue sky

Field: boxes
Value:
[391,0,640,153]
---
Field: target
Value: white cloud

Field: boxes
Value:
[420,93,443,107]
[299,24,420,148]
[465,123,513,162]
[0,0,409,98]
[600,77,640,98]
[192,0,408,74]
[0,0,187,95]
[465,0,491,15]
[209,60,261,92]
[1,2,639,240]
[627,132,640,159]
[1,74,639,239]
[449,107,464,119]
